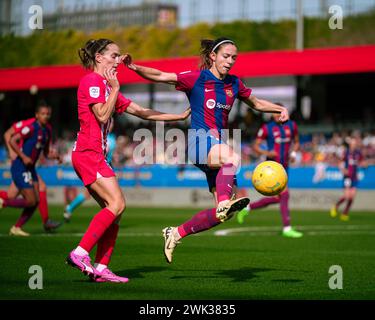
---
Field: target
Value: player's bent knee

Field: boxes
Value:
[110,199,126,216]
[26,199,39,207]
[227,153,240,167]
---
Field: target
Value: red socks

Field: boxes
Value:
[95,223,120,265]
[38,191,49,224]
[250,196,279,210]
[336,197,346,209]
[79,208,117,253]
[178,208,220,238]
[343,199,353,215]
[216,163,236,203]
[279,191,291,227]
[3,198,28,208]
[15,206,37,228]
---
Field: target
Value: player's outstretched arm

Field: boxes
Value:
[126,102,191,122]
[245,95,289,122]
[122,54,177,84]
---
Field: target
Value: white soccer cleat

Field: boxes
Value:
[162,227,181,264]
[9,226,30,237]
[63,211,72,223]
[215,197,250,222]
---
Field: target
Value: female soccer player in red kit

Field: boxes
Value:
[66,39,190,283]
[124,37,289,263]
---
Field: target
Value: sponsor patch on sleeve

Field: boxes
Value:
[21,126,30,135]
[89,86,100,98]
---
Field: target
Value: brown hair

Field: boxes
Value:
[199,37,235,70]
[78,39,114,70]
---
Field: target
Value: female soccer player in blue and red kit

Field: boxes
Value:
[237,110,303,238]
[0,104,61,236]
[1,114,61,234]
[66,38,190,283]
[125,37,290,263]
[330,137,366,221]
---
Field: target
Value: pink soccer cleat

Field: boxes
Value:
[66,250,97,277]
[91,268,129,283]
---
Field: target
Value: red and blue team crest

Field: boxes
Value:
[225,89,233,97]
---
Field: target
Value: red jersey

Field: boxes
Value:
[74,72,131,154]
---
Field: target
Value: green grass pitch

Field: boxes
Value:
[0,205,374,300]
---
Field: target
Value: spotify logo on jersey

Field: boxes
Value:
[206,99,216,109]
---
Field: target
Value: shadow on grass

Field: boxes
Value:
[169,267,275,282]
[116,266,168,279]
[170,266,309,283]
[272,279,304,283]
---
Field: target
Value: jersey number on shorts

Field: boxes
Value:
[23,171,33,185]
[344,177,352,188]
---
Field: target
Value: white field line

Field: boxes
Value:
[0,225,374,237]
[214,224,375,236]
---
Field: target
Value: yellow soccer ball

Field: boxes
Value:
[252,161,288,196]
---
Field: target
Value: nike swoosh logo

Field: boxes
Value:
[166,238,173,250]
[81,261,93,272]
[205,89,214,92]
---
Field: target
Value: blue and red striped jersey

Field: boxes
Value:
[257,120,298,168]
[175,70,251,133]
[343,149,363,181]
[12,118,51,166]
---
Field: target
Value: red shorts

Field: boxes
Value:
[72,150,115,186]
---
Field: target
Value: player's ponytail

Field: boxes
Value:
[199,39,215,70]
[199,37,235,70]
[78,38,114,70]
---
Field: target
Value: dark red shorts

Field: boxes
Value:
[72,150,115,186]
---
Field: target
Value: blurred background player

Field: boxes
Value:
[237,105,303,238]
[66,38,190,283]
[63,122,116,223]
[330,136,366,221]
[125,37,289,263]
[1,109,61,233]
[0,104,61,236]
